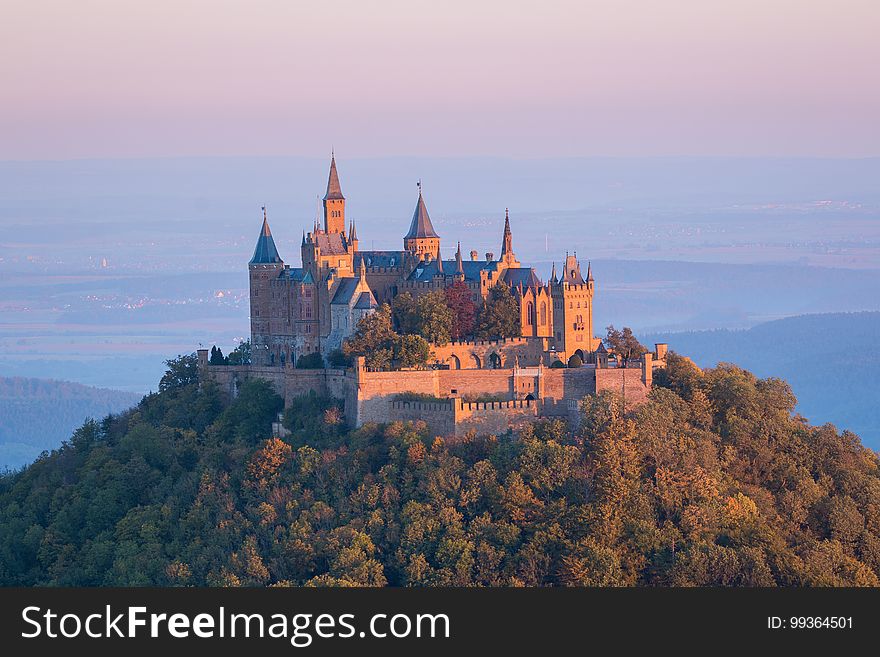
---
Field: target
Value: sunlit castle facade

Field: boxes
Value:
[248,155,601,367]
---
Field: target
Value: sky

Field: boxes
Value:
[1,0,878,160]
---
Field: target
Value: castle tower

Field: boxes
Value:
[249,207,285,366]
[323,153,345,234]
[403,183,440,259]
[551,253,596,362]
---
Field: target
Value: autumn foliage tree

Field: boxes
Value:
[444,281,477,341]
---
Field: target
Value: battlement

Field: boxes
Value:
[387,395,538,437]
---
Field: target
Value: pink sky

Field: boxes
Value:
[1,0,878,159]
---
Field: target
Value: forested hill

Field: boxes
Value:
[0,377,141,471]
[642,312,880,449]
[1,355,879,587]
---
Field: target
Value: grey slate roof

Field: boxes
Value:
[353,291,377,310]
[405,192,439,239]
[250,216,283,264]
[407,258,499,283]
[331,278,360,305]
[286,267,315,284]
[359,250,407,268]
[503,267,543,290]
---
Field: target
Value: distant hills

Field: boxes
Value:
[642,311,880,449]
[0,377,141,470]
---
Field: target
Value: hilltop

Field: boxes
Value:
[1,354,878,587]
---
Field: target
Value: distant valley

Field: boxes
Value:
[0,377,141,470]
[642,312,880,449]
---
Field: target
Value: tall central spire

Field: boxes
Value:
[500,207,515,263]
[324,153,344,202]
[322,152,346,234]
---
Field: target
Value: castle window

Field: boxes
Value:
[527,302,534,325]
[305,305,312,319]
[540,302,547,325]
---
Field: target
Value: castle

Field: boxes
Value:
[201,156,667,436]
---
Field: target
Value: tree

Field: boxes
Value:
[344,305,397,369]
[296,352,324,369]
[476,282,521,340]
[209,346,226,366]
[415,291,453,345]
[604,325,646,366]
[393,291,453,346]
[158,353,199,391]
[445,281,477,341]
[391,292,419,335]
[394,334,431,368]
[345,304,433,370]
[327,348,352,368]
[227,340,252,366]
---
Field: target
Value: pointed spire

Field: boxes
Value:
[587,261,594,282]
[436,250,444,274]
[359,255,367,282]
[301,230,306,247]
[348,219,358,242]
[250,206,282,264]
[405,184,440,239]
[455,242,464,274]
[550,262,558,283]
[501,208,513,257]
[324,152,344,201]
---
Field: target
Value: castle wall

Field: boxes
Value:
[455,399,538,436]
[540,367,598,417]
[387,398,538,438]
[354,369,440,425]
[388,400,456,437]
[200,349,657,438]
[430,337,548,369]
[435,368,512,398]
[595,367,652,409]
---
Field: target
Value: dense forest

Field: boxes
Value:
[0,377,141,471]
[1,353,878,586]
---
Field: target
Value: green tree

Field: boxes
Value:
[344,304,397,369]
[296,352,324,369]
[159,353,199,391]
[227,340,252,365]
[209,346,226,366]
[415,291,453,345]
[476,282,521,340]
[604,325,647,366]
[391,292,419,334]
[394,334,432,368]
